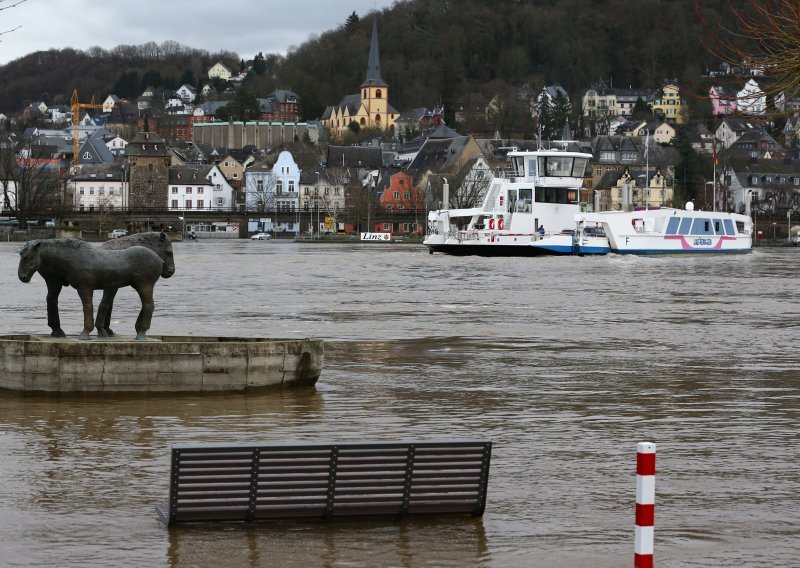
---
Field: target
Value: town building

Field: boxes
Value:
[125,131,171,209]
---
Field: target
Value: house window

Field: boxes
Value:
[383,223,390,231]
[79,204,84,211]
[386,205,393,213]
[185,200,192,209]
[89,187,94,195]
[304,187,309,195]
[288,181,295,192]
[197,200,204,209]
[334,188,339,196]
[233,172,238,178]
[216,197,224,206]
[172,187,178,194]
[398,205,404,213]
[171,199,178,208]
[79,188,84,194]
[216,184,221,190]
[324,187,330,196]
[186,187,192,194]
[99,187,105,195]
[404,191,410,200]
[393,191,400,200]
[257,180,264,191]
[197,187,204,194]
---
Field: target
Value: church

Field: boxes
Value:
[321,19,398,139]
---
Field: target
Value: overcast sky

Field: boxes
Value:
[0,0,396,65]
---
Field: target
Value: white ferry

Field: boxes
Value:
[575,203,753,255]
[424,149,610,256]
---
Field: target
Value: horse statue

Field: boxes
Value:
[97,232,175,337]
[21,232,175,338]
[18,238,165,340]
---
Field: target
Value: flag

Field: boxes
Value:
[644,131,650,159]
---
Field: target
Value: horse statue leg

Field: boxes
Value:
[96,288,118,338]
[45,279,66,338]
[133,283,155,341]
[77,287,95,340]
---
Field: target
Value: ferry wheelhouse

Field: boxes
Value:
[424,149,610,256]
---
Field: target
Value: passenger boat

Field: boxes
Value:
[575,203,753,255]
[424,149,610,256]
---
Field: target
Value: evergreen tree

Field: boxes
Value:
[632,97,652,120]
[550,91,572,140]
[345,11,359,33]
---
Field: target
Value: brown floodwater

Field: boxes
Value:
[0,240,798,567]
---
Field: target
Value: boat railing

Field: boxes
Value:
[449,229,481,242]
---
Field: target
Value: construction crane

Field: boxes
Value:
[70,89,103,168]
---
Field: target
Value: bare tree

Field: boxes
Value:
[449,158,493,209]
[318,167,350,233]
[245,171,278,214]
[0,139,66,229]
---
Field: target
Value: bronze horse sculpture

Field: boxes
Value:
[18,238,167,340]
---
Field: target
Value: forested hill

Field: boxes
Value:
[0,0,739,119]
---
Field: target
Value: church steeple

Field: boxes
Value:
[362,18,387,88]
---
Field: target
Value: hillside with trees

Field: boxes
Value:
[0,0,742,123]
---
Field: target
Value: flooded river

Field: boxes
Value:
[0,240,798,567]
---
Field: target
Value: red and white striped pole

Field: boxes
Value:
[635,442,656,568]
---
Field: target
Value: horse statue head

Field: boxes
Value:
[18,240,42,283]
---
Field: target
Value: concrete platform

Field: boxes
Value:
[0,334,323,394]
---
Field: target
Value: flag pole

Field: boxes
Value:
[712,141,717,212]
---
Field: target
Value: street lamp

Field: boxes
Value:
[315,171,321,239]
[747,190,757,245]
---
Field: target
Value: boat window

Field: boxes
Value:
[666,217,680,235]
[516,188,533,212]
[735,221,745,234]
[678,218,692,235]
[528,159,538,178]
[535,188,545,203]
[571,158,588,177]
[713,219,724,235]
[539,156,572,177]
[546,187,558,203]
[691,218,713,235]
[557,189,570,204]
[723,219,735,235]
[511,157,524,177]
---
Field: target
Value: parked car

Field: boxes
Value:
[183,231,197,240]
[250,232,271,240]
[110,229,128,239]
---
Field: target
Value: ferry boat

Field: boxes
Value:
[575,203,753,255]
[424,149,610,256]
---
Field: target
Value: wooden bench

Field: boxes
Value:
[155,440,492,525]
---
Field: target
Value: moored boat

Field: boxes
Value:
[424,148,610,256]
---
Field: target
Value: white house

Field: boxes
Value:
[105,135,128,157]
[207,62,232,81]
[168,166,214,212]
[176,84,197,103]
[102,95,121,114]
[206,164,236,210]
[737,79,766,116]
[245,151,301,233]
[73,166,126,211]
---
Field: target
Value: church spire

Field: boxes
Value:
[362,17,387,87]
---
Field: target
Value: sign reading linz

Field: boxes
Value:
[361,232,392,241]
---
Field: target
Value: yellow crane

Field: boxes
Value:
[71,89,103,167]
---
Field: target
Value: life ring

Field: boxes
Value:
[489,218,495,230]
[498,218,504,230]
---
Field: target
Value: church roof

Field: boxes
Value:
[361,18,388,88]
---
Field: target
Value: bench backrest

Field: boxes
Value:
[157,440,492,525]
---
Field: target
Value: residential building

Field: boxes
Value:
[715,117,763,149]
[176,84,197,103]
[102,95,121,114]
[582,82,653,120]
[72,165,126,211]
[709,85,737,116]
[652,121,676,144]
[320,19,398,139]
[207,62,232,81]
[168,165,213,211]
[593,167,674,211]
[651,82,688,124]
[300,167,346,235]
[737,79,766,116]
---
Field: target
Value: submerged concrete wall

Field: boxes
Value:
[0,335,323,394]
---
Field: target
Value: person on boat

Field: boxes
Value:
[537,225,545,235]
